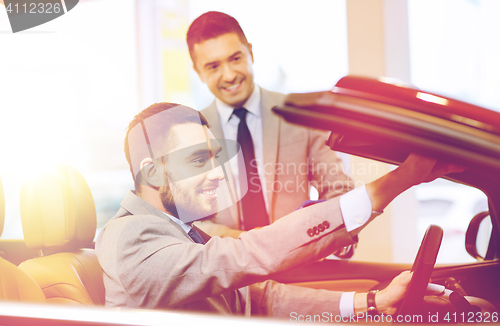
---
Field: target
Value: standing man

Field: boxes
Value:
[186,11,354,238]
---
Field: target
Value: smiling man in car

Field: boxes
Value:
[95,102,464,319]
[186,11,354,240]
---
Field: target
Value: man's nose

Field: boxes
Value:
[221,63,237,83]
[207,160,225,181]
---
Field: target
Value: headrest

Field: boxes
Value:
[20,165,96,252]
[0,177,4,237]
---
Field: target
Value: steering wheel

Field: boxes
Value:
[396,224,443,318]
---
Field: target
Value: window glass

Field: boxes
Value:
[415,179,488,264]
[408,0,500,112]
[1,0,349,238]
[341,163,489,265]
[0,0,137,238]
[187,0,349,109]
[402,0,496,264]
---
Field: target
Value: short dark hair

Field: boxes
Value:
[186,11,249,63]
[124,103,209,191]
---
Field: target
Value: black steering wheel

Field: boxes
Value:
[396,224,443,318]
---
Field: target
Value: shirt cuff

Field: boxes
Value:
[339,291,355,317]
[339,184,372,232]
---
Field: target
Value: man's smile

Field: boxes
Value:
[221,80,243,93]
[201,185,218,199]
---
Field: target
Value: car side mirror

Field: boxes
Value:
[465,211,493,261]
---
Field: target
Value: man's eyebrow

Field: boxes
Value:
[204,60,220,69]
[204,51,242,69]
[187,146,223,158]
[187,149,210,158]
[228,51,242,60]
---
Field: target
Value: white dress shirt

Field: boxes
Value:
[215,85,269,212]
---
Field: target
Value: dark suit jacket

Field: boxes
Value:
[196,88,354,237]
[95,191,358,317]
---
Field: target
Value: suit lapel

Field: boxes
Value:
[260,89,281,218]
[121,191,165,218]
[202,102,225,140]
[120,191,193,242]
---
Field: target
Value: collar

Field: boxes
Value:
[163,212,192,234]
[121,191,192,235]
[215,84,261,123]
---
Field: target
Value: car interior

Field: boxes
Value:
[0,177,46,303]
[0,165,105,307]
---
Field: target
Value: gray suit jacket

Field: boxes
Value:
[197,88,354,237]
[96,191,357,318]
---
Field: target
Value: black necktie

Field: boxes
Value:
[188,227,206,244]
[233,108,269,230]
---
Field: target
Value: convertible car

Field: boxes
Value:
[272,75,500,321]
[0,76,498,325]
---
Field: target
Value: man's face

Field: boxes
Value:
[159,123,225,222]
[193,33,255,108]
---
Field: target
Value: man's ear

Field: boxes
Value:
[248,43,254,63]
[139,158,163,187]
[193,63,206,83]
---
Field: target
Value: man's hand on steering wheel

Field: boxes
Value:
[376,271,413,315]
[354,271,413,316]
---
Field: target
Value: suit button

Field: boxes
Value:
[323,221,330,229]
[313,226,319,235]
[307,228,314,237]
[318,224,325,232]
